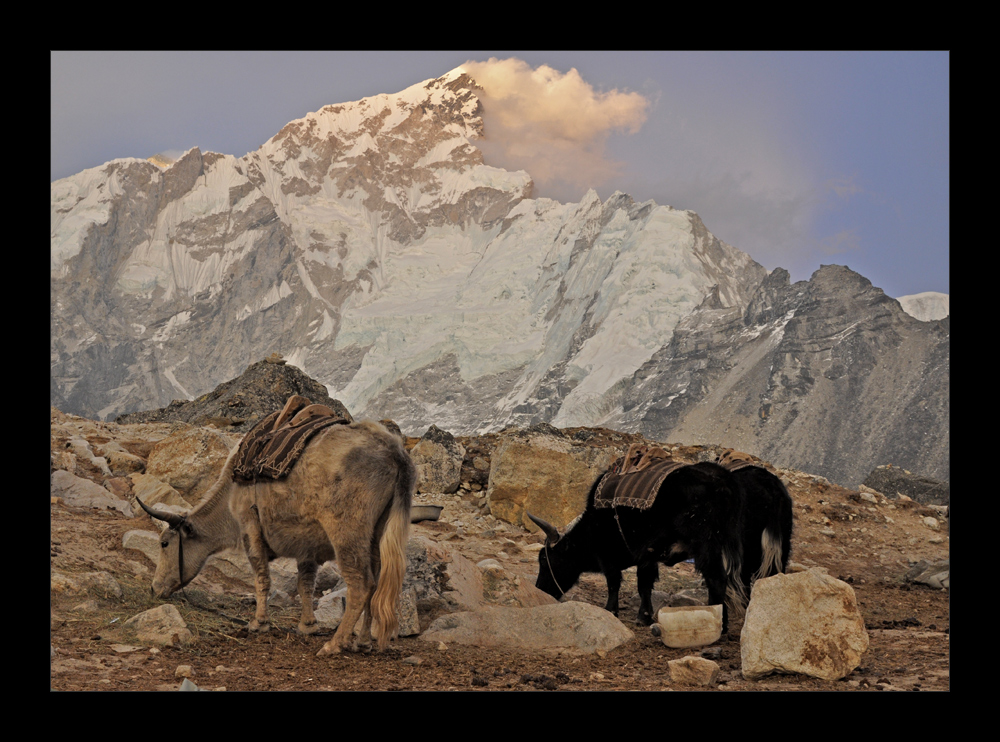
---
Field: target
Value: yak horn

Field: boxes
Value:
[527,512,561,545]
[135,496,186,529]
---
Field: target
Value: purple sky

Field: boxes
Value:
[51,51,948,299]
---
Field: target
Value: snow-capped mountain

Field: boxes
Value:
[50,67,949,486]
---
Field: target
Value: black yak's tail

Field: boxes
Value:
[738,467,794,588]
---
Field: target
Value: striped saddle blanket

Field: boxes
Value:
[232,395,350,483]
[594,444,687,510]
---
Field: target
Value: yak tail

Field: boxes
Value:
[722,545,749,619]
[369,466,414,651]
[753,528,786,584]
[751,474,793,585]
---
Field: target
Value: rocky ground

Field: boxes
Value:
[49,410,949,692]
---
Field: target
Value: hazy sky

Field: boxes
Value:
[51,51,949,299]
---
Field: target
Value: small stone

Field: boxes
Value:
[175,665,193,678]
[656,605,722,648]
[668,656,720,686]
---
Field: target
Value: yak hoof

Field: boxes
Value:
[298,621,321,635]
[248,620,271,633]
[316,640,343,657]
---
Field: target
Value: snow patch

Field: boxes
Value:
[151,311,193,345]
[897,291,949,321]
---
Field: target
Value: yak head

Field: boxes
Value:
[528,512,585,600]
[136,497,213,599]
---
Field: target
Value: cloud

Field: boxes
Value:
[459,58,650,201]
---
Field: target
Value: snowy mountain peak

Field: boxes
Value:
[49,67,768,433]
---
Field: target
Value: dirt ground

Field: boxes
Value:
[49,465,950,692]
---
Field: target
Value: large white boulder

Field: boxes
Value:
[741,568,869,681]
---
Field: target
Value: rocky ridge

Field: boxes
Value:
[49,398,950,690]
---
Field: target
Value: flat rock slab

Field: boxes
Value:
[51,469,134,517]
[420,601,633,656]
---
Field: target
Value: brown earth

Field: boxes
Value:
[50,451,949,692]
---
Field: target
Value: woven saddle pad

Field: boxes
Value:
[594,456,688,510]
[232,395,350,483]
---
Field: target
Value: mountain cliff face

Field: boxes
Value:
[50,67,948,487]
[604,265,949,486]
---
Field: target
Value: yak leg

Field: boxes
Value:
[318,576,374,656]
[697,557,731,635]
[354,537,385,651]
[602,569,622,617]
[295,560,320,635]
[636,562,659,626]
[240,512,272,632]
[317,539,375,656]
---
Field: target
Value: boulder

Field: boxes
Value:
[411,425,466,494]
[145,427,236,504]
[486,427,622,530]
[63,436,112,478]
[50,469,134,517]
[103,448,147,477]
[420,601,634,656]
[124,604,193,646]
[104,477,133,500]
[403,535,556,629]
[667,656,720,686]
[129,473,190,510]
[741,568,869,681]
[904,559,950,590]
[50,570,122,599]
[862,465,949,506]
[656,604,723,648]
[315,586,420,638]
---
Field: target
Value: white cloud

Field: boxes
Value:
[460,58,650,201]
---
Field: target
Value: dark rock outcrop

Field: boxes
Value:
[862,465,949,506]
[115,358,352,433]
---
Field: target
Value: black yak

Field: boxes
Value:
[529,451,794,634]
[529,461,748,633]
